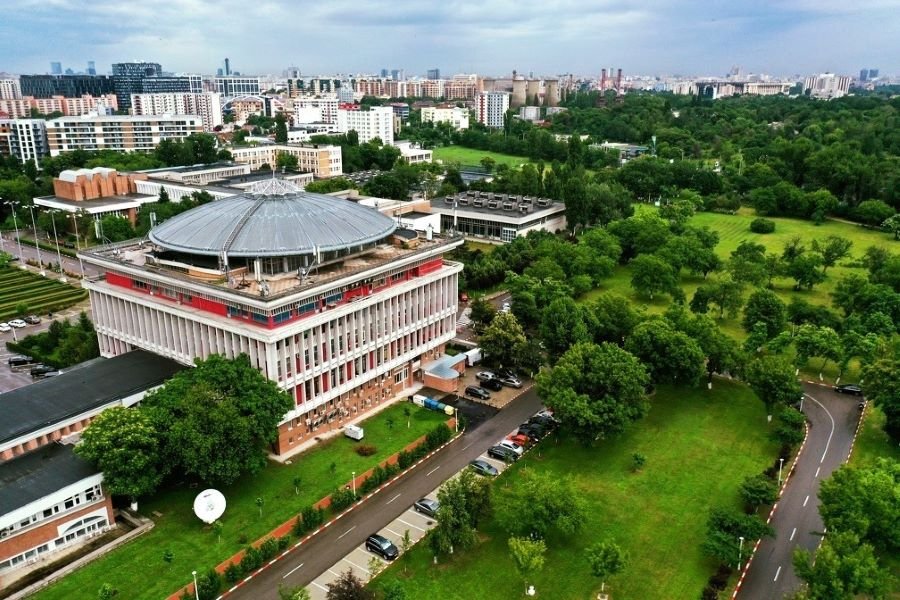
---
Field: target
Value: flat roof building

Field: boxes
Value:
[336,106,394,144]
[130,92,223,131]
[46,114,203,156]
[19,75,115,99]
[431,191,566,243]
[229,143,342,179]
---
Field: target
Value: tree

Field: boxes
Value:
[625,319,705,385]
[276,152,299,171]
[883,214,900,240]
[75,407,164,501]
[479,311,528,371]
[854,199,895,226]
[157,186,171,203]
[793,532,890,600]
[498,470,586,538]
[293,476,302,496]
[590,292,641,344]
[742,289,787,339]
[811,236,852,274]
[479,156,496,173]
[785,253,826,290]
[507,536,546,595]
[793,324,841,376]
[98,215,135,242]
[539,297,594,361]
[744,355,802,416]
[692,277,744,319]
[278,584,311,600]
[703,507,773,567]
[740,474,777,512]
[98,583,118,599]
[468,296,496,330]
[325,569,374,600]
[431,470,492,556]
[143,354,293,485]
[378,580,408,600]
[728,240,769,286]
[861,359,900,441]
[586,541,626,592]
[274,113,288,144]
[536,342,649,443]
[630,254,678,300]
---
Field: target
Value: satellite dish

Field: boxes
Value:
[193,489,226,524]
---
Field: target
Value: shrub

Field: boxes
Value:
[771,407,805,446]
[238,534,248,545]
[196,569,221,600]
[355,444,377,457]
[277,535,291,551]
[302,505,325,530]
[750,217,776,234]
[330,487,358,512]
[240,546,262,573]
[740,474,778,512]
[425,423,452,450]
[224,563,243,584]
[397,450,413,469]
[631,452,646,472]
[259,538,279,561]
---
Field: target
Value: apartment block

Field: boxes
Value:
[229,144,343,178]
[0,95,118,119]
[130,92,223,131]
[46,114,203,156]
[0,79,21,100]
[421,105,469,130]
[476,92,510,128]
[0,119,49,166]
[336,106,394,144]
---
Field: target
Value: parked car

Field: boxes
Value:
[497,439,524,456]
[0,323,10,333]
[365,534,399,561]
[413,498,439,518]
[469,459,499,477]
[488,445,519,462]
[30,364,56,377]
[480,378,503,392]
[507,433,532,448]
[475,371,497,382]
[501,301,511,313]
[858,401,866,411]
[535,409,559,423]
[834,384,863,396]
[41,370,62,378]
[465,386,491,401]
[8,319,27,328]
[528,415,555,430]
[7,355,34,367]
[517,425,543,443]
[24,315,41,325]
[498,375,523,389]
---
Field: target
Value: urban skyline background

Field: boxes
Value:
[2,0,899,76]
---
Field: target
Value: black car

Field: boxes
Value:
[517,425,543,442]
[834,384,863,396]
[480,379,503,392]
[365,534,399,560]
[30,364,56,377]
[24,315,41,325]
[465,385,491,400]
[523,419,550,435]
[487,445,518,462]
[7,355,34,367]
[469,459,499,477]
[413,498,439,518]
[528,415,555,430]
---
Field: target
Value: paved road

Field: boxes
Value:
[738,383,861,599]
[0,231,98,278]
[227,387,543,600]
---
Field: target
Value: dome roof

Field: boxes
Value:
[148,179,397,258]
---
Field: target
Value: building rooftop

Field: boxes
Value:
[0,350,186,446]
[430,192,564,220]
[0,444,98,517]
[33,192,155,213]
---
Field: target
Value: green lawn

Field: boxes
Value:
[0,267,87,321]
[35,403,449,600]
[376,380,777,600]
[433,146,530,169]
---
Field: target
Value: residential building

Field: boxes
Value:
[293,96,339,124]
[0,95,118,119]
[130,92,223,131]
[0,351,184,586]
[225,95,267,124]
[431,191,566,243]
[78,179,463,457]
[803,73,852,99]
[111,62,162,111]
[476,92,510,128]
[230,144,342,178]
[19,75,115,99]
[0,119,49,167]
[420,105,469,130]
[336,106,394,144]
[46,114,203,156]
[140,75,203,95]
[394,141,432,165]
[388,103,410,121]
[0,78,21,100]
[215,76,261,97]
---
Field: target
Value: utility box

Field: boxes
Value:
[344,425,364,441]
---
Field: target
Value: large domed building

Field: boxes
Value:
[81,180,463,455]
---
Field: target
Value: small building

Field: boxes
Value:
[394,141,432,165]
[422,353,467,393]
[33,167,156,224]
[430,192,567,243]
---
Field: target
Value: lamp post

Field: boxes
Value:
[48,210,66,282]
[738,536,745,571]
[0,196,5,252]
[191,570,199,600]
[4,200,23,261]
[27,204,45,275]
[68,213,85,278]
[351,471,356,497]
[778,457,785,487]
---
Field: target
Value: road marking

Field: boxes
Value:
[774,566,782,582]
[803,495,809,507]
[805,393,834,463]
[462,442,473,451]
[337,525,356,539]
[343,557,370,574]
[815,467,820,478]
[386,493,401,504]
[385,527,402,537]
[282,562,304,579]
[397,517,426,532]
[327,569,342,578]
[311,581,329,591]
[790,528,797,541]
[426,465,441,476]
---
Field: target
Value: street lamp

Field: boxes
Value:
[191,570,199,600]
[68,213,85,278]
[738,536,745,571]
[351,471,356,497]
[3,200,23,261]
[778,457,785,487]
[48,210,66,282]
[27,204,45,275]
[0,196,5,252]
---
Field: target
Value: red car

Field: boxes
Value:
[507,433,531,448]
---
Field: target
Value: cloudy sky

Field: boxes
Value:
[2,0,898,77]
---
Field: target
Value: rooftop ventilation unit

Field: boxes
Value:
[487,200,500,209]
[444,196,454,204]
[502,201,516,211]
[518,204,530,212]
[472,198,485,207]
[486,192,495,200]
[536,198,551,207]
[458,197,470,206]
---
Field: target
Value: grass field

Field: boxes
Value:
[35,403,449,600]
[376,380,777,600]
[433,146,531,169]
[0,267,87,321]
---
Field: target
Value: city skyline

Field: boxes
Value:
[2,0,898,77]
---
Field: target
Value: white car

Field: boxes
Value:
[8,319,27,328]
[497,439,524,456]
[0,323,10,333]
[501,302,511,313]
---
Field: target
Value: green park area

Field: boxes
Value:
[0,267,87,321]
[35,403,449,600]
[432,146,530,169]
[377,380,776,600]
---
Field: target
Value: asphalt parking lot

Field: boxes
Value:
[457,368,527,409]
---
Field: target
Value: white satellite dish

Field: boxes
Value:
[193,489,227,524]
